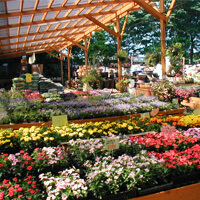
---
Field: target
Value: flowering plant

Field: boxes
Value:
[129,132,197,153]
[31,146,69,174]
[150,144,200,176]
[152,81,176,102]
[7,150,35,178]
[0,176,43,200]
[182,128,200,139]
[0,153,12,181]
[175,87,196,102]
[84,153,167,199]
[39,168,88,200]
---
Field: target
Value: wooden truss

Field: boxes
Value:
[0,0,176,85]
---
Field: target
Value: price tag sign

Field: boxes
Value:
[26,73,32,83]
[105,138,119,150]
[140,112,150,119]
[193,109,200,116]
[150,108,159,117]
[52,115,68,127]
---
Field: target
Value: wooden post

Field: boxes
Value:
[116,16,122,91]
[60,54,64,85]
[67,47,72,88]
[84,36,88,75]
[160,0,166,76]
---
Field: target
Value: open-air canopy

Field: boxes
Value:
[0,0,176,83]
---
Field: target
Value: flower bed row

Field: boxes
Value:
[1,128,200,199]
[1,114,200,154]
[0,90,180,124]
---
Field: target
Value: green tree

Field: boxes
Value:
[167,0,200,64]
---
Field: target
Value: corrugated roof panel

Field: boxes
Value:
[35,34,43,39]
[29,25,38,33]
[68,8,81,16]
[48,24,58,30]
[65,0,74,6]
[1,40,9,45]
[43,33,51,38]
[7,0,20,13]
[79,7,91,15]
[51,0,64,7]
[27,36,34,41]
[78,0,88,4]
[76,18,87,26]
[8,17,19,25]
[59,30,67,35]
[51,32,60,37]
[0,2,6,14]
[57,22,67,29]
[110,4,122,11]
[21,15,32,23]
[90,6,102,13]
[0,18,7,26]
[18,37,26,42]
[11,45,17,49]
[45,11,58,20]
[18,43,24,48]
[20,26,29,34]
[33,13,44,22]
[9,28,18,36]
[56,10,67,18]
[23,0,36,11]
[39,26,48,32]
[37,0,51,9]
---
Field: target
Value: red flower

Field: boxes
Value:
[8,190,14,197]
[32,184,37,188]
[0,191,4,200]
[18,194,23,198]
[27,181,32,184]
[27,166,32,171]
[18,187,23,192]
[2,179,9,184]
[13,178,18,182]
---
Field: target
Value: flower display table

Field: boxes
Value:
[0,108,185,130]
[129,183,200,200]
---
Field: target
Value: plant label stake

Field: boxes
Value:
[52,115,68,127]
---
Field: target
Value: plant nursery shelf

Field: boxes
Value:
[0,108,185,130]
[128,182,200,200]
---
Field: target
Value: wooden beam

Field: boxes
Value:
[121,12,129,38]
[62,35,87,52]
[166,0,177,23]
[133,0,167,22]
[85,14,121,38]
[49,47,69,58]
[45,50,63,61]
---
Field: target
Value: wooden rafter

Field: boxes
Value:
[0,0,135,18]
[85,14,120,38]
[133,0,167,21]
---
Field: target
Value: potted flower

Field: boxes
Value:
[145,50,161,67]
[116,49,128,62]
[164,43,184,76]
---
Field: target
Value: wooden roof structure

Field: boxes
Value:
[0,0,176,86]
